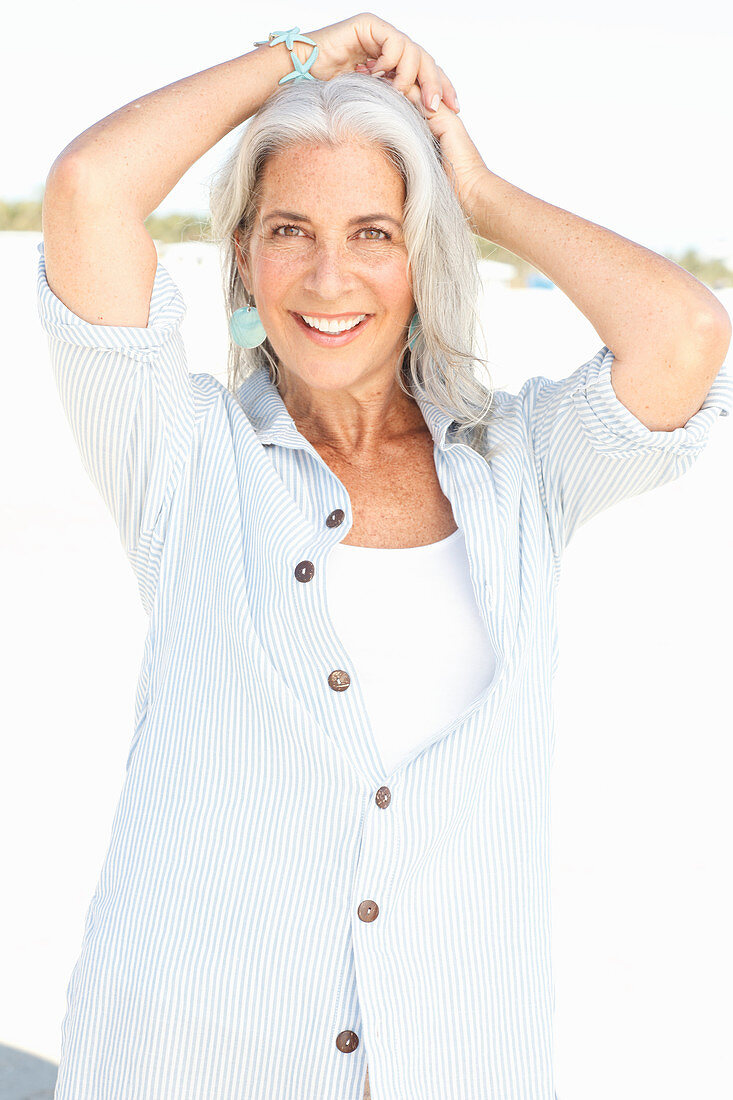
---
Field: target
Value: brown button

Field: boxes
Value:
[294,560,315,582]
[326,509,345,528]
[335,1030,359,1053]
[357,899,379,923]
[375,786,391,808]
[328,669,350,691]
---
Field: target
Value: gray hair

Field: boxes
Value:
[207,72,505,455]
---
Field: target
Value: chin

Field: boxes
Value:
[283,358,393,392]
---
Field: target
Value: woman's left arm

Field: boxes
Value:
[412,92,732,432]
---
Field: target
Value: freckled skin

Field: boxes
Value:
[234,140,458,549]
[234,141,415,432]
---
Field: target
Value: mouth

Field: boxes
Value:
[290,311,372,346]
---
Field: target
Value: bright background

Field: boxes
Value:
[5,0,733,258]
[2,1,732,1098]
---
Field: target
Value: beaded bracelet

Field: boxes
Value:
[252,26,319,84]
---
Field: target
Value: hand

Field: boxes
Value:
[376,74,490,230]
[297,15,488,228]
[298,12,460,118]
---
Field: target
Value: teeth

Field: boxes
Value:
[301,313,366,334]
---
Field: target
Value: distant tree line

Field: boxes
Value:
[2,196,732,290]
[471,231,733,291]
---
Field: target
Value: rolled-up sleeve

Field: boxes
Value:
[521,344,733,576]
[36,240,197,611]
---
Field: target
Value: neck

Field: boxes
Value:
[278,363,424,460]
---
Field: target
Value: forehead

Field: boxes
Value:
[259,141,405,214]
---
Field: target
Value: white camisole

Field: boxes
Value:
[326,526,498,775]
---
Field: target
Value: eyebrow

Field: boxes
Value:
[262,209,403,229]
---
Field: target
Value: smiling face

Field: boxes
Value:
[234,140,415,398]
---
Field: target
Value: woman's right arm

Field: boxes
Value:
[41,42,308,328]
[36,16,458,608]
[38,43,317,611]
[41,13,459,329]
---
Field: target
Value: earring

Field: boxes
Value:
[408,312,421,351]
[229,294,267,348]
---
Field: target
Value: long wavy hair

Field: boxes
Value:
[207,71,505,455]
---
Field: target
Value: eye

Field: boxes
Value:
[359,227,391,240]
[272,224,304,237]
[270,224,392,241]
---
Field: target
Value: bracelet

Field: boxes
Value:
[253,26,319,85]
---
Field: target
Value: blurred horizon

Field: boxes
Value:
[5,197,733,291]
[4,186,733,262]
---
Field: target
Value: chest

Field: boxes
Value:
[312,435,458,548]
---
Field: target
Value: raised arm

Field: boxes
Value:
[408,95,731,433]
[41,41,310,328]
[36,15,465,612]
[38,42,315,612]
[41,12,463,329]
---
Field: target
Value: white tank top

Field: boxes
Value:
[326,526,498,775]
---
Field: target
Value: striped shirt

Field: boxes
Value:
[36,239,732,1100]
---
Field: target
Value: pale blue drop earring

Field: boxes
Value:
[229,293,267,349]
[408,312,421,351]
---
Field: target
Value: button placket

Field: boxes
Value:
[291,510,353,698]
[352,787,390,1068]
[319,496,396,927]
[323,499,361,1063]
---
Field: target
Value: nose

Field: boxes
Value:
[300,240,360,301]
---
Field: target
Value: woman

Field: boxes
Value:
[38,13,731,1100]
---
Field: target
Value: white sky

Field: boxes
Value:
[6,0,733,256]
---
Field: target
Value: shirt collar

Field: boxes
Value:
[237,365,457,451]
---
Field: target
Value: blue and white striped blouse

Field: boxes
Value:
[36,240,732,1100]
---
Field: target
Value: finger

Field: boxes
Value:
[391,40,423,97]
[362,29,411,83]
[378,42,457,117]
[353,15,399,68]
[404,82,449,126]
[415,52,446,114]
[399,81,426,116]
[436,64,460,112]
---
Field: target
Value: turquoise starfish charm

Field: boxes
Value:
[267,27,317,50]
[252,25,320,84]
[278,45,319,84]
